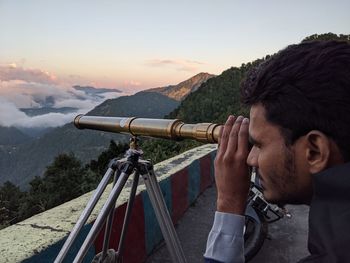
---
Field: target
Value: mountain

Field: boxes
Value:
[0,76,201,188]
[20,107,78,117]
[167,66,255,123]
[0,126,32,145]
[32,95,56,108]
[73,85,122,95]
[87,92,179,117]
[143,72,215,101]
[17,127,55,139]
[0,123,123,188]
[302,32,350,42]
[166,59,274,124]
[16,86,122,118]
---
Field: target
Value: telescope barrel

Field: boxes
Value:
[74,115,222,143]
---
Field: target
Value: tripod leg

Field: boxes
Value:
[116,170,140,260]
[141,162,187,263]
[101,171,120,261]
[100,170,140,262]
[54,167,117,263]
[73,168,132,263]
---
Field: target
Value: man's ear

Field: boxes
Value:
[304,130,331,174]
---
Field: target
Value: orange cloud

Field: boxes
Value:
[0,64,57,84]
[124,80,141,87]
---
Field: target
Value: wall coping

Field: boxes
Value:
[0,144,216,262]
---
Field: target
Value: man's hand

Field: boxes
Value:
[215,115,251,215]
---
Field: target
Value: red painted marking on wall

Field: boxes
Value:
[171,168,189,224]
[94,195,146,263]
[200,155,213,192]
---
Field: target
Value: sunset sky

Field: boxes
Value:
[1,0,349,90]
[0,1,349,127]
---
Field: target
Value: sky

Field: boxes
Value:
[0,0,349,128]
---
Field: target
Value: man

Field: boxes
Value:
[204,40,350,262]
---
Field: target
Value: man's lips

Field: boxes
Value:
[255,170,267,192]
[254,172,265,191]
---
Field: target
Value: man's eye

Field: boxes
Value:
[248,142,253,151]
[249,143,260,151]
[253,143,261,149]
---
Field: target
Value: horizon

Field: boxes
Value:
[1,1,350,128]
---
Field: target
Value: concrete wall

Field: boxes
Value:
[0,144,216,263]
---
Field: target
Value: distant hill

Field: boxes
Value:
[87,92,179,117]
[0,126,32,145]
[167,66,256,123]
[73,85,122,95]
[20,107,78,117]
[0,76,201,188]
[0,123,123,188]
[143,72,215,101]
[16,127,55,139]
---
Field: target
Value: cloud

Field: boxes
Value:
[0,80,71,108]
[0,99,82,128]
[123,80,141,87]
[21,112,78,128]
[0,63,57,84]
[0,99,29,126]
[146,59,204,72]
[0,64,126,128]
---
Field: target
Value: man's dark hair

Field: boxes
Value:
[241,40,350,161]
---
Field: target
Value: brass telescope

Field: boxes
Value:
[74,114,222,143]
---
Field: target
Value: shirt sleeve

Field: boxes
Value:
[203,211,245,263]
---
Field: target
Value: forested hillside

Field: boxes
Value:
[168,33,350,123]
[0,126,31,145]
[88,92,179,117]
[0,124,124,187]
[166,65,259,123]
[144,72,215,101]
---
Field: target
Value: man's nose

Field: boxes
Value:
[247,147,258,167]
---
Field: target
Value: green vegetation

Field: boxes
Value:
[302,32,350,42]
[0,141,128,229]
[0,138,199,229]
[0,182,24,228]
[87,92,179,117]
[167,64,259,123]
[140,138,202,164]
[0,126,31,145]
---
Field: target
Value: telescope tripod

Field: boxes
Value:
[55,137,187,263]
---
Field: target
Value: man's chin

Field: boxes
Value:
[262,191,275,202]
[262,191,306,205]
[263,196,279,204]
[262,191,283,204]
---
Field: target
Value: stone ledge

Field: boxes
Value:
[0,144,217,263]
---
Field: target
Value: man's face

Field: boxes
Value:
[247,104,313,205]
